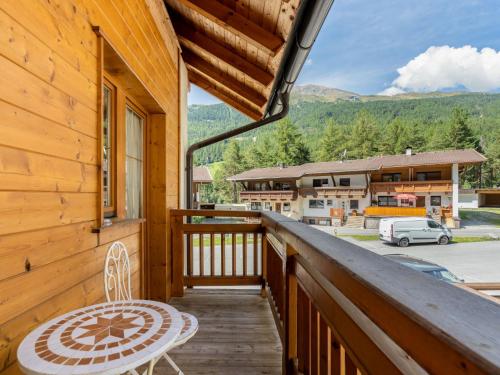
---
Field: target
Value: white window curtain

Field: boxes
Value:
[125,107,144,219]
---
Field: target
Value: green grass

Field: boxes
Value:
[459,208,500,227]
[338,234,380,241]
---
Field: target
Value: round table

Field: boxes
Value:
[17,300,183,375]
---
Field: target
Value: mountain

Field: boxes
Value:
[188,86,500,165]
[291,84,360,103]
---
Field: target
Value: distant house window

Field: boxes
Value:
[283,202,291,211]
[313,178,329,187]
[308,219,316,225]
[339,178,350,186]
[102,83,115,216]
[378,196,398,207]
[382,173,401,182]
[251,202,262,210]
[350,200,359,210]
[327,199,333,206]
[309,199,324,209]
[430,196,442,206]
[416,171,441,181]
[264,202,272,211]
[275,182,291,190]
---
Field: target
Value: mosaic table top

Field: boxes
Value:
[17,300,183,375]
[176,313,198,346]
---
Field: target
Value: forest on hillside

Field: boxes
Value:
[188,93,500,203]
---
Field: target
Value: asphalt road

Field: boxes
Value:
[339,237,500,283]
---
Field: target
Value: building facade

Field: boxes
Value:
[228,148,486,226]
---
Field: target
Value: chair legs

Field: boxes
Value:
[163,353,183,375]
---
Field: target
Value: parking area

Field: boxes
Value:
[337,236,500,283]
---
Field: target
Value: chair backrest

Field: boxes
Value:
[104,241,132,302]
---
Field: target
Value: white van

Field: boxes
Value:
[379,217,453,247]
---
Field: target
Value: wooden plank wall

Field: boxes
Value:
[0,0,180,373]
[371,165,452,182]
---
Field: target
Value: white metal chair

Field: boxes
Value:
[104,241,198,375]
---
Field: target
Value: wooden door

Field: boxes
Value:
[275,202,281,213]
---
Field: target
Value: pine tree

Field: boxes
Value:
[379,117,404,155]
[316,119,346,161]
[348,110,379,159]
[447,107,479,150]
[212,141,247,203]
[274,118,311,166]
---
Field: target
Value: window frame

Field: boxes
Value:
[339,178,350,187]
[313,178,329,187]
[430,195,442,206]
[350,200,359,210]
[382,173,401,182]
[416,171,442,181]
[102,79,117,218]
[378,196,398,207]
[125,99,147,219]
[283,202,291,212]
[309,199,325,209]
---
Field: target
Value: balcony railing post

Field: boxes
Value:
[261,233,268,297]
[284,244,298,375]
[171,214,184,297]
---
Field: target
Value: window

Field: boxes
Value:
[416,171,441,181]
[339,178,350,186]
[102,83,115,216]
[313,178,329,187]
[283,202,291,211]
[378,196,398,207]
[309,199,325,209]
[327,199,333,206]
[430,196,442,206]
[275,182,291,190]
[382,173,401,182]
[264,202,272,211]
[427,220,441,229]
[125,106,144,219]
[308,219,316,225]
[350,200,359,210]
[254,182,262,191]
[251,202,262,210]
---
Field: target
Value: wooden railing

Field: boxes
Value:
[170,209,263,294]
[170,209,500,374]
[299,186,367,198]
[239,190,298,201]
[364,206,427,217]
[370,180,452,193]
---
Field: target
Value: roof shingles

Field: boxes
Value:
[228,149,486,181]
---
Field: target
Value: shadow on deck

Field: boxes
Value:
[156,289,282,374]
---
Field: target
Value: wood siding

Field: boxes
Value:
[371,165,452,182]
[0,1,181,373]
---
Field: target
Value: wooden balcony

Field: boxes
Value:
[370,180,453,193]
[170,209,500,374]
[299,186,367,198]
[240,190,298,201]
[364,206,427,217]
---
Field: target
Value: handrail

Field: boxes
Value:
[261,211,500,374]
[169,209,500,374]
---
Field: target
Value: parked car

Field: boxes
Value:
[379,217,452,247]
[384,254,463,284]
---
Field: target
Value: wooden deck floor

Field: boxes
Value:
[154,289,282,374]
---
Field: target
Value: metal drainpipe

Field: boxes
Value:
[185,92,289,209]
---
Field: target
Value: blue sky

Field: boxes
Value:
[189,0,500,104]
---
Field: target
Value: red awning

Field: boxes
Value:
[396,193,417,200]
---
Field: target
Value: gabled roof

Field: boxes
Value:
[193,166,212,183]
[165,0,300,120]
[227,149,486,181]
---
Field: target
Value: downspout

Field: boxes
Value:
[185,0,335,209]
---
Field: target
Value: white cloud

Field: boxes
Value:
[305,58,313,66]
[379,45,500,95]
[378,86,406,96]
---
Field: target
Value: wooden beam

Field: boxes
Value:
[183,50,267,107]
[172,18,274,86]
[173,0,284,55]
[188,68,263,120]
